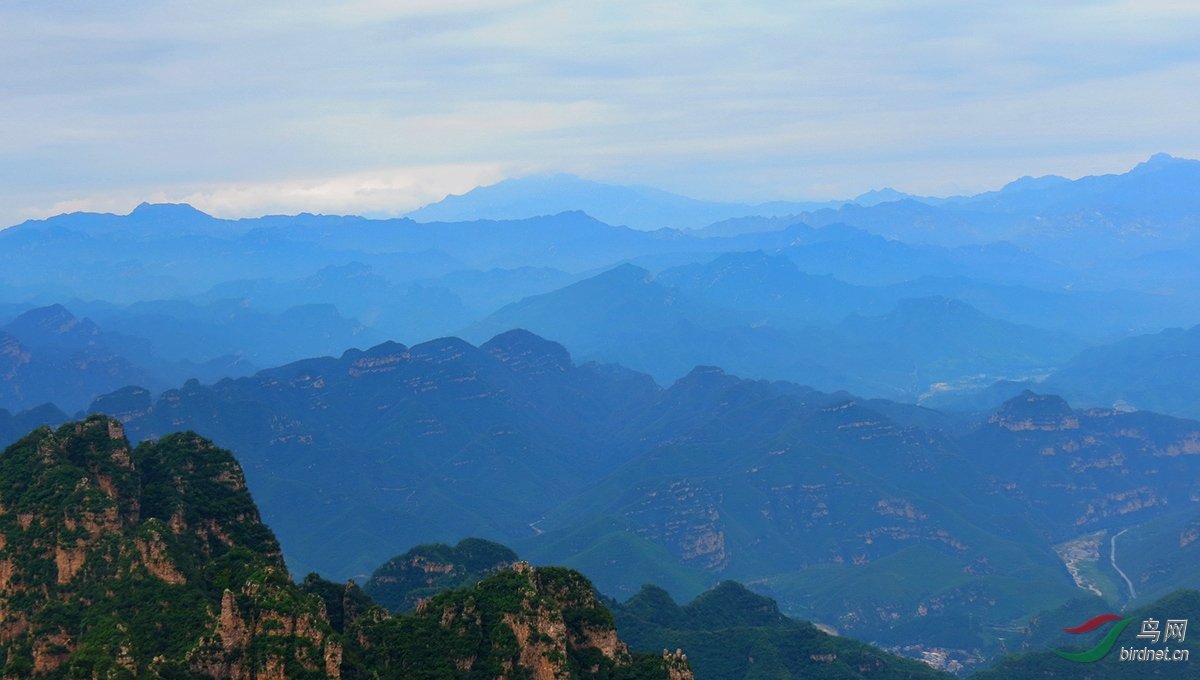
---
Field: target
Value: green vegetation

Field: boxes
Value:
[610,581,950,680]
[78,332,1200,669]
[970,589,1199,678]
[516,516,717,602]
[363,537,519,613]
[344,565,687,680]
[0,418,687,680]
[0,415,339,678]
[1105,507,1200,605]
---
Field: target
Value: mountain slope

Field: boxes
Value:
[837,297,1085,391]
[969,589,1199,678]
[467,264,1084,398]
[0,416,691,680]
[363,537,519,613]
[74,339,1200,670]
[611,581,951,679]
[97,330,665,579]
[0,415,340,678]
[1041,323,1200,419]
[0,306,158,413]
[346,563,695,680]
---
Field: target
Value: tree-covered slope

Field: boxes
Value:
[70,334,1200,670]
[363,537,519,613]
[969,589,1199,679]
[352,536,955,680]
[610,581,951,680]
[346,563,693,680]
[0,415,340,678]
[0,416,692,680]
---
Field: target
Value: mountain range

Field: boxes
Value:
[0,415,702,680]
[1,330,1183,671]
[404,154,1200,256]
[4,155,1200,677]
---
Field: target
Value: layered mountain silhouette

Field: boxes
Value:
[1042,322,1200,420]
[4,155,1200,678]
[9,331,1185,668]
[404,173,844,230]
[404,156,1200,258]
[466,263,1084,398]
[0,305,156,412]
[0,303,372,413]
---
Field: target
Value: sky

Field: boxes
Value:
[2,0,1199,226]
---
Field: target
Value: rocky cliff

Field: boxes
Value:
[345,562,693,680]
[0,415,339,678]
[363,537,519,613]
[0,416,691,680]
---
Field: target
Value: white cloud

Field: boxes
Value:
[15,163,509,224]
[0,0,1198,219]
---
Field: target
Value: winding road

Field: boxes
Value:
[1111,528,1137,603]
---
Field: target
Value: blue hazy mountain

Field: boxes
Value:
[403,156,1200,265]
[769,224,1077,289]
[0,402,70,444]
[1040,322,1200,419]
[45,333,1200,671]
[0,302,378,412]
[853,186,948,206]
[0,305,159,412]
[6,166,1199,341]
[5,179,1200,415]
[190,262,577,344]
[64,298,375,369]
[465,263,1087,399]
[5,158,1200,678]
[405,173,846,230]
[800,154,1200,260]
[655,250,1198,337]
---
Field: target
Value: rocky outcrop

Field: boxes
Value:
[0,416,339,678]
[347,562,692,680]
[0,416,686,680]
[189,568,340,680]
[364,536,519,613]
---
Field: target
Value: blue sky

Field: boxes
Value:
[2,1,1198,225]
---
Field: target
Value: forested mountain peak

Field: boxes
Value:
[0,415,336,677]
[0,417,694,680]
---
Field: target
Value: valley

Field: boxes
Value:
[2,158,1199,678]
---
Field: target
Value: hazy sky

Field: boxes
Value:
[3,1,1199,226]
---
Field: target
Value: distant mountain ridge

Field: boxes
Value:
[404,173,848,230]
[403,155,1200,253]
[465,261,1086,398]
[9,329,1188,670]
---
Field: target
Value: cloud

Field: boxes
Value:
[18,163,509,223]
[1,0,1198,223]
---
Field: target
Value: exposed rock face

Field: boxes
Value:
[190,568,339,680]
[0,417,687,680]
[0,416,339,678]
[988,391,1079,431]
[364,536,520,613]
[347,562,694,680]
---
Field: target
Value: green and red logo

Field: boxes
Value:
[1053,613,1131,662]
